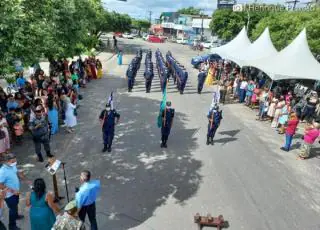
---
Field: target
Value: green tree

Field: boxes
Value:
[132,19,151,36]
[209,7,270,41]
[0,0,133,77]
[252,10,320,54]
[177,7,201,15]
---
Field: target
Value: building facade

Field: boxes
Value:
[157,12,212,41]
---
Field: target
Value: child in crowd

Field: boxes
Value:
[299,121,320,159]
[13,120,24,144]
[281,112,299,152]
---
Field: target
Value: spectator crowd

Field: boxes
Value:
[0,56,103,230]
[200,59,320,160]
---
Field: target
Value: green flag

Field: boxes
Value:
[157,83,167,128]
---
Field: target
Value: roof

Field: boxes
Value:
[247,28,320,81]
[225,27,278,67]
[210,27,251,59]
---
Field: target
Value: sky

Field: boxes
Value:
[102,0,309,20]
[102,0,222,20]
[102,0,311,21]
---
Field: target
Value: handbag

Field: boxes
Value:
[74,108,78,116]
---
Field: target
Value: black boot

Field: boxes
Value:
[37,154,44,162]
[107,146,112,152]
[164,140,167,148]
[102,144,108,152]
[206,136,210,145]
[46,151,54,158]
[211,137,214,145]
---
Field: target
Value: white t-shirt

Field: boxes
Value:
[240,81,248,89]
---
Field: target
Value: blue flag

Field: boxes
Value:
[108,92,114,109]
[157,83,167,128]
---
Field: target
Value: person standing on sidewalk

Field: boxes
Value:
[29,106,54,162]
[280,112,299,152]
[0,188,6,230]
[75,170,101,230]
[113,36,118,52]
[52,200,85,230]
[0,153,30,230]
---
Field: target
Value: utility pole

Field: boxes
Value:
[148,11,152,24]
[201,13,204,42]
[285,0,300,10]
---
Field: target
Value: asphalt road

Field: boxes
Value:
[9,38,320,230]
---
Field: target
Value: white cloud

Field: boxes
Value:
[102,0,291,20]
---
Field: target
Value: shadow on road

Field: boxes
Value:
[12,75,203,230]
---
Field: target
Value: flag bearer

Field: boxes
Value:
[161,101,175,148]
[207,103,223,145]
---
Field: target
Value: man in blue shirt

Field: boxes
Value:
[0,154,28,230]
[6,95,19,110]
[16,74,26,89]
[76,170,101,230]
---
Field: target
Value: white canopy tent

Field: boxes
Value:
[247,28,320,81]
[210,26,251,58]
[224,27,278,67]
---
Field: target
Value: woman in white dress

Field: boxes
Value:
[267,96,278,121]
[0,113,10,154]
[64,97,77,133]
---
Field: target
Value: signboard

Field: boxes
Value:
[161,23,175,29]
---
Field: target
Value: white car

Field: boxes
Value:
[123,33,134,39]
[176,38,187,44]
[201,41,222,49]
[143,34,149,40]
[201,41,212,49]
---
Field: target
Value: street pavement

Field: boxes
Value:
[6,38,320,230]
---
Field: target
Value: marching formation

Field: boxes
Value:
[122,49,223,149]
[166,51,188,95]
[155,49,169,92]
[144,50,154,93]
[126,50,142,92]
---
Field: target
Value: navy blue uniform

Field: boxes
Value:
[197,71,207,94]
[161,108,175,147]
[179,71,188,94]
[207,109,222,144]
[144,68,154,93]
[99,109,120,151]
[127,66,134,92]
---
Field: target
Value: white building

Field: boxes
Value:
[192,18,212,40]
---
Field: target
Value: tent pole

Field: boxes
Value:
[269,80,273,92]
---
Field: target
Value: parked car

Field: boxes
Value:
[191,54,221,69]
[176,38,187,45]
[148,35,165,43]
[114,32,123,38]
[158,35,168,40]
[123,33,134,39]
[201,41,212,49]
[143,34,149,40]
[201,41,222,49]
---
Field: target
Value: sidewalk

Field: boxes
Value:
[0,51,115,90]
